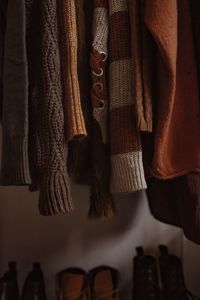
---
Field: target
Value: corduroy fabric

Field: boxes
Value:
[129,0,156,133]
[0,0,31,185]
[108,0,146,193]
[58,0,87,141]
[145,0,200,179]
[26,0,73,215]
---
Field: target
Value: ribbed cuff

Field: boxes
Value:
[38,170,74,216]
[1,136,31,185]
[110,151,147,193]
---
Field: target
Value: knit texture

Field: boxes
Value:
[89,0,115,218]
[58,0,86,141]
[0,0,31,185]
[109,0,147,193]
[145,0,200,179]
[129,0,156,132]
[26,0,73,215]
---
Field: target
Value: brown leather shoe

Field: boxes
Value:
[21,263,47,300]
[89,266,119,300]
[159,245,190,300]
[0,262,20,300]
[57,268,89,300]
[133,247,161,300]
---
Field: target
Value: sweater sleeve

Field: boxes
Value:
[0,0,31,185]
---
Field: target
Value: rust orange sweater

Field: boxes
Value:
[145,0,200,179]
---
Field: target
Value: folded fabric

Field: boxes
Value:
[190,0,200,81]
[145,0,200,179]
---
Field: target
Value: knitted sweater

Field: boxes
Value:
[108,0,147,193]
[58,0,86,141]
[129,0,156,132]
[26,0,73,215]
[0,0,31,185]
[145,0,200,179]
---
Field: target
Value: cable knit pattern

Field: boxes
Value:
[26,0,73,215]
[58,0,86,141]
[109,0,147,193]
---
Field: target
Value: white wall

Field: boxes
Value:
[0,184,189,299]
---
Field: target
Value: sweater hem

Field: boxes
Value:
[38,170,74,216]
[0,136,31,185]
[110,151,147,193]
[151,167,200,180]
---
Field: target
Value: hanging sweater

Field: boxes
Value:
[0,0,31,185]
[129,0,156,133]
[58,0,87,141]
[26,0,73,215]
[145,0,200,179]
[108,0,146,193]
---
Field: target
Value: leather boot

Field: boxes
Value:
[57,268,89,300]
[0,262,20,300]
[158,245,190,300]
[133,247,161,300]
[89,266,119,300]
[21,263,47,300]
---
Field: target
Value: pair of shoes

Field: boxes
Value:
[57,266,119,299]
[0,262,47,300]
[133,245,200,300]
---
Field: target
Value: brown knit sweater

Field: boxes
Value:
[26,0,73,215]
[109,0,147,193]
[58,0,87,141]
[145,0,200,179]
[129,0,156,133]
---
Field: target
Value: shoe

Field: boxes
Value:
[89,266,119,300]
[57,268,89,300]
[159,245,190,300]
[0,262,20,300]
[21,263,47,300]
[133,247,161,300]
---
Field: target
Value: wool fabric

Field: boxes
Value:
[0,0,31,185]
[58,0,87,141]
[26,0,73,215]
[108,0,147,193]
[145,0,200,179]
[129,0,156,133]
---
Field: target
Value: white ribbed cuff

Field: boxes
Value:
[110,151,147,193]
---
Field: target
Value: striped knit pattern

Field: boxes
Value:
[109,0,147,193]
[58,0,87,141]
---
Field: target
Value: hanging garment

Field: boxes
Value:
[89,0,114,218]
[58,0,87,141]
[108,0,147,193]
[145,0,200,179]
[190,0,200,83]
[26,0,73,215]
[129,0,156,133]
[0,0,31,185]
[147,175,200,245]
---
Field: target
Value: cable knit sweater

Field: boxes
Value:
[26,0,73,215]
[0,0,31,185]
[108,0,147,193]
